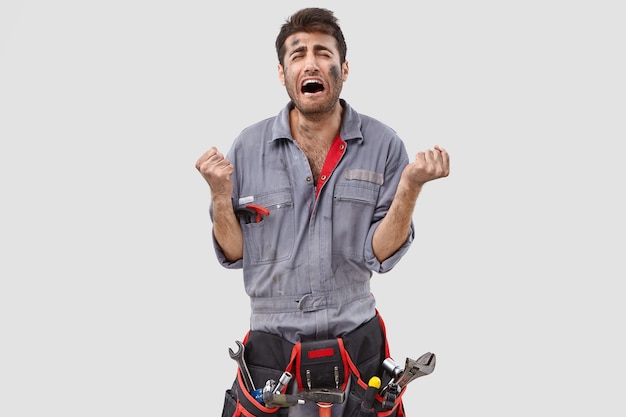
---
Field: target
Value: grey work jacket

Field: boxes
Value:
[213,99,414,343]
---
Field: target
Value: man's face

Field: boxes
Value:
[278,32,349,117]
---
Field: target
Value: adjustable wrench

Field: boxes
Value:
[228,340,255,392]
[394,351,436,390]
[380,351,436,407]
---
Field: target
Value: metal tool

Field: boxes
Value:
[380,352,436,409]
[235,204,270,224]
[263,392,305,407]
[298,388,345,404]
[394,352,436,390]
[273,371,292,394]
[382,358,403,379]
[228,340,256,393]
[300,388,345,417]
[263,384,345,410]
[264,379,277,394]
[246,204,270,222]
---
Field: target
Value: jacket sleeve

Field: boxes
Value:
[363,134,414,273]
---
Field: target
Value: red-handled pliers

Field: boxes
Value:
[246,204,270,223]
[235,204,270,223]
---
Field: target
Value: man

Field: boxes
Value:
[196,8,449,417]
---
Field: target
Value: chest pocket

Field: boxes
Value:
[331,181,380,258]
[240,189,295,265]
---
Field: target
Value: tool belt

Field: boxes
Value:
[221,312,407,417]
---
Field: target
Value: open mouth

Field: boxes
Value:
[301,79,325,94]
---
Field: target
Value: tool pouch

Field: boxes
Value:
[221,312,406,417]
[221,330,293,417]
[226,377,282,417]
[294,338,348,391]
[339,314,407,417]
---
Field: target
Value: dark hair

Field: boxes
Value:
[275,7,347,67]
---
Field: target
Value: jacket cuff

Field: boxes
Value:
[364,222,415,273]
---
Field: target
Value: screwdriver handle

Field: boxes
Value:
[361,376,381,412]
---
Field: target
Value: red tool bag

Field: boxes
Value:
[221,312,407,417]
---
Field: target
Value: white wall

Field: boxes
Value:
[1,1,624,416]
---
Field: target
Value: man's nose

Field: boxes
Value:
[303,53,319,72]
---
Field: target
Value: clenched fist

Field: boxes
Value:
[195,146,235,198]
[402,145,450,188]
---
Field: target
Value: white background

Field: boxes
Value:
[1,1,624,416]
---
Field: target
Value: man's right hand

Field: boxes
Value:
[195,146,234,198]
[195,147,243,261]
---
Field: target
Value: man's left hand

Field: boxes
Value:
[402,145,450,188]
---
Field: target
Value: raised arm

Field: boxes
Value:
[372,145,450,262]
[195,147,243,262]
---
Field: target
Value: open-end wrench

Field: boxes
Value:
[228,340,255,393]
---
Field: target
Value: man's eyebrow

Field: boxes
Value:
[288,44,334,56]
[313,44,333,53]
[289,45,306,55]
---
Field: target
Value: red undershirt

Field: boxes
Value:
[316,134,346,198]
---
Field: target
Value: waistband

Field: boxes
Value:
[244,312,386,369]
[250,281,372,314]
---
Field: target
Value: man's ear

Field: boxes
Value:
[278,63,285,85]
[342,61,349,82]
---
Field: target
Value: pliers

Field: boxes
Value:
[235,204,270,224]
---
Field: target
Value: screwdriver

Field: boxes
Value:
[361,376,381,413]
